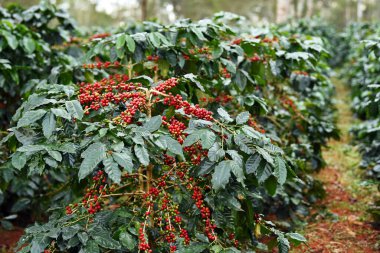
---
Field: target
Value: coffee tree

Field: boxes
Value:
[0,7,343,253]
[10,69,305,252]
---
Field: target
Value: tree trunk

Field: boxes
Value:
[357,0,363,21]
[293,0,298,18]
[276,0,292,23]
[141,0,148,21]
[305,0,313,17]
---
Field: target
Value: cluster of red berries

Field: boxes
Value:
[65,171,108,215]
[84,171,108,214]
[261,37,279,43]
[82,61,121,69]
[231,38,243,45]
[248,118,266,134]
[119,93,146,123]
[155,78,179,92]
[188,47,209,55]
[79,75,142,114]
[163,154,176,165]
[89,32,111,40]
[161,94,213,121]
[221,67,231,78]
[281,97,297,112]
[249,54,261,62]
[162,115,208,165]
[184,144,207,165]
[65,203,78,215]
[197,47,209,54]
[182,53,190,60]
[163,117,186,137]
[146,55,160,61]
[228,233,239,247]
[138,226,151,252]
[293,70,309,76]
[200,94,233,106]
[191,186,217,241]
[79,74,213,125]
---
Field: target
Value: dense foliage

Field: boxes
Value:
[0,1,80,129]
[342,24,380,221]
[0,3,345,253]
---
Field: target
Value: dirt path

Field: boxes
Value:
[293,78,380,253]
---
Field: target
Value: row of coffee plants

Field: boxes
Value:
[0,1,84,129]
[279,17,349,67]
[344,26,380,178]
[343,25,380,221]
[0,5,338,253]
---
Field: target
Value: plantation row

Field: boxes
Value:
[0,2,377,253]
[341,24,380,220]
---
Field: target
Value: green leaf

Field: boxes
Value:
[11,152,27,170]
[217,107,233,122]
[17,109,46,127]
[143,116,161,132]
[227,195,243,211]
[65,100,84,120]
[191,27,206,41]
[183,132,201,147]
[51,108,71,120]
[78,232,89,244]
[236,111,249,125]
[119,232,136,250]
[200,130,216,149]
[83,240,99,253]
[221,58,236,74]
[42,112,56,138]
[226,150,243,167]
[134,145,149,166]
[103,157,121,184]
[264,176,277,196]
[208,143,225,162]
[257,163,272,183]
[274,156,287,185]
[93,233,121,250]
[210,244,223,253]
[256,146,274,165]
[116,35,126,49]
[17,144,47,152]
[286,233,307,243]
[184,73,205,92]
[245,153,262,174]
[22,37,35,53]
[112,152,133,173]
[229,160,245,185]
[3,31,18,50]
[277,235,290,253]
[125,35,136,52]
[212,160,232,191]
[46,157,58,168]
[242,125,263,140]
[79,143,107,180]
[148,32,161,47]
[212,45,223,59]
[48,150,62,162]
[162,135,184,159]
[11,198,30,212]
[285,52,312,61]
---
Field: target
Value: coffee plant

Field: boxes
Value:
[343,26,380,221]
[0,1,81,129]
[0,3,344,253]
